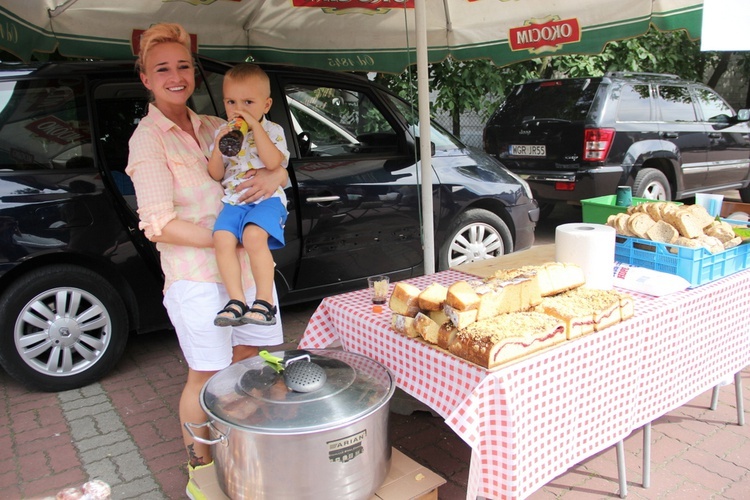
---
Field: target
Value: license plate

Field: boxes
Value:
[509,144,546,157]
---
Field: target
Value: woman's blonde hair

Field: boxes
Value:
[135,23,192,73]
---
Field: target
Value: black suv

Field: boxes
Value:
[483,72,750,212]
[0,57,538,391]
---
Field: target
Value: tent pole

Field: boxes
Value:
[415,0,435,275]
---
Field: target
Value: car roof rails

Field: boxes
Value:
[605,71,680,80]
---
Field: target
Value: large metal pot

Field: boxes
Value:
[187,349,395,500]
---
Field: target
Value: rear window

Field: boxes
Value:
[493,79,599,123]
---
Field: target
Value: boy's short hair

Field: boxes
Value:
[225,63,271,95]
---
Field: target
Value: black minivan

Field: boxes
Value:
[0,57,538,391]
[483,72,750,213]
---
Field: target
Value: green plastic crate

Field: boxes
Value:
[581,195,683,224]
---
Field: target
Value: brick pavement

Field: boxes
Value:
[1,307,747,499]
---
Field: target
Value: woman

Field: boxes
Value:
[125,23,287,500]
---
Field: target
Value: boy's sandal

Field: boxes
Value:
[242,299,278,326]
[214,299,249,327]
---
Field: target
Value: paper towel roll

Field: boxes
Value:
[555,223,616,290]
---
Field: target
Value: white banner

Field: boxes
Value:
[701,0,750,50]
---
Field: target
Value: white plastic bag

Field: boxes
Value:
[613,263,691,296]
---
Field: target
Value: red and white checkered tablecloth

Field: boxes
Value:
[298,268,750,500]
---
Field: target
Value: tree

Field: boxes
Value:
[376,28,749,140]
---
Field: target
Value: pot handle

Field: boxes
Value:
[184,421,228,446]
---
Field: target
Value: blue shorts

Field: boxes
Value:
[213,198,287,249]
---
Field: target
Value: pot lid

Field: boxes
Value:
[201,349,394,433]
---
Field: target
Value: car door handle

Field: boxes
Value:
[660,132,678,139]
[708,133,721,138]
[306,195,341,203]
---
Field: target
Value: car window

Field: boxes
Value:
[493,79,598,123]
[656,85,697,122]
[284,83,398,157]
[692,86,734,122]
[616,84,651,122]
[0,77,92,171]
[92,82,148,180]
[388,95,462,150]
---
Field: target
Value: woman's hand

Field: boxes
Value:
[236,167,289,204]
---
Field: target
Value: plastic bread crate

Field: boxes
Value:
[614,235,750,286]
[581,195,682,224]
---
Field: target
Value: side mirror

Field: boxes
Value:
[737,109,750,122]
[414,137,436,158]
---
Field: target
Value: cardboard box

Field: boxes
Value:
[371,448,445,500]
[720,200,750,220]
[192,447,445,500]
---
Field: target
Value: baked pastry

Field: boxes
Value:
[537,262,586,296]
[446,280,480,311]
[414,312,440,344]
[418,282,448,311]
[391,313,419,338]
[448,311,566,369]
[388,282,421,317]
[443,304,479,329]
[437,322,458,350]
[536,287,634,339]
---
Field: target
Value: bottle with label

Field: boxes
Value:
[218,118,248,157]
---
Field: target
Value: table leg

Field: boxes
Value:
[736,371,745,426]
[642,422,651,488]
[710,386,720,410]
[616,440,627,498]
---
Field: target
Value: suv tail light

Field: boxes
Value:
[583,128,615,161]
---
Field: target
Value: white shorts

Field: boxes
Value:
[163,280,283,371]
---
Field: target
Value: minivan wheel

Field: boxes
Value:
[0,265,129,392]
[632,168,671,200]
[438,209,513,271]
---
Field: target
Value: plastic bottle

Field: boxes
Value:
[218,118,248,156]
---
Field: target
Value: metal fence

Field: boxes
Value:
[431,108,487,150]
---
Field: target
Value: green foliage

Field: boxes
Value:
[376,28,748,138]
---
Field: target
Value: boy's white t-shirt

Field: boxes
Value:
[216,117,290,206]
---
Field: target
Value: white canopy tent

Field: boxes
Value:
[0,0,704,273]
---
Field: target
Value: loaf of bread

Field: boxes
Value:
[448,312,566,369]
[536,286,634,339]
[388,282,421,317]
[418,282,448,311]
